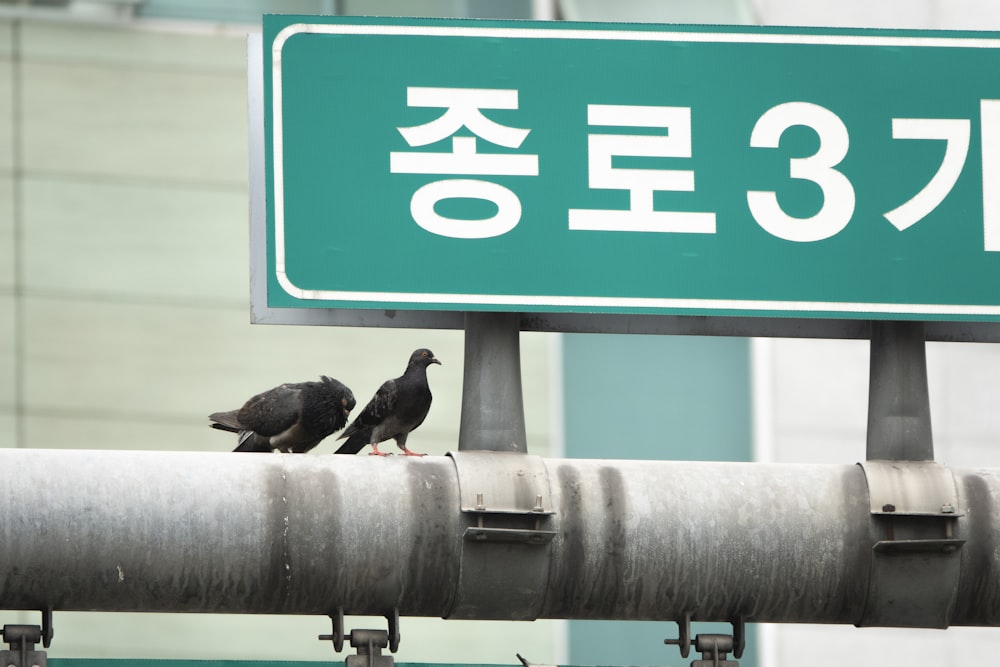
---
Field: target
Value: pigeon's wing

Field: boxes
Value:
[334,380,398,454]
[236,383,304,437]
[339,378,398,440]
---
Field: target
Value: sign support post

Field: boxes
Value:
[866,321,934,462]
[458,312,527,453]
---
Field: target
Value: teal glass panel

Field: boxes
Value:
[561,333,756,666]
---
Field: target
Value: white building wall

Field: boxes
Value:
[754,336,1000,666]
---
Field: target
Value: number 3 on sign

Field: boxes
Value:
[747,100,998,251]
[747,102,854,242]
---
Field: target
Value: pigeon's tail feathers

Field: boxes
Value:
[333,430,370,455]
[233,430,271,453]
[209,410,243,433]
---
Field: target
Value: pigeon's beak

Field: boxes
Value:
[431,357,441,365]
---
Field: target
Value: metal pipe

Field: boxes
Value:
[0,450,462,616]
[2,449,999,627]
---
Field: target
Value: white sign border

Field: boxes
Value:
[267,21,1000,318]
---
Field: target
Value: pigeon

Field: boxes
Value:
[209,375,356,453]
[334,348,441,457]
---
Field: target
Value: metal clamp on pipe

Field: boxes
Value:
[445,451,556,620]
[858,461,966,628]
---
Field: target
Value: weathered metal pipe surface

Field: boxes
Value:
[0,450,461,616]
[539,457,871,624]
[1,449,999,627]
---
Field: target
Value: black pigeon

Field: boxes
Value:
[335,348,441,456]
[209,376,355,453]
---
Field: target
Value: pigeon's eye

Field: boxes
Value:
[421,351,428,357]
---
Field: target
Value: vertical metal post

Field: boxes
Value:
[458,312,528,452]
[866,321,934,461]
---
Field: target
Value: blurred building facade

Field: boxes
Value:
[1,0,999,665]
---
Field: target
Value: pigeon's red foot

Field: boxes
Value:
[368,445,392,456]
[400,448,426,457]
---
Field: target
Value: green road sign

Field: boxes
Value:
[259,16,1000,321]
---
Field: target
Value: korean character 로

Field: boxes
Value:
[568,104,716,234]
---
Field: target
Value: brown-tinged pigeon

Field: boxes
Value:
[334,348,441,456]
[209,375,355,453]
